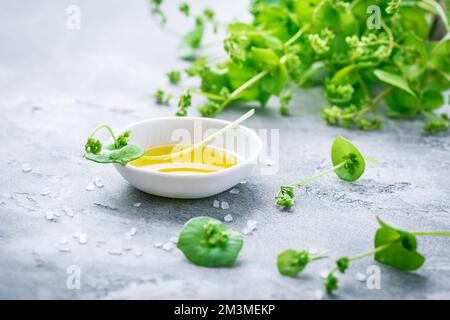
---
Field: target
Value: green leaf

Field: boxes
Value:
[85,143,144,165]
[331,135,365,182]
[83,126,144,165]
[178,23,204,60]
[374,217,425,272]
[177,217,244,268]
[421,90,444,111]
[385,87,419,117]
[324,273,339,295]
[373,70,416,97]
[277,249,310,277]
[275,185,295,207]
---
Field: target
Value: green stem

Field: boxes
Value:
[190,90,226,101]
[284,23,310,47]
[355,86,393,118]
[412,231,450,237]
[215,69,270,114]
[289,161,347,187]
[311,251,328,261]
[141,109,255,161]
[90,125,117,146]
[348,241,398,262]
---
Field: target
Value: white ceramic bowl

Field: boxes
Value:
[113,116,262,199]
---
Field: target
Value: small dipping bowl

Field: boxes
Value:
[113,116,262,199]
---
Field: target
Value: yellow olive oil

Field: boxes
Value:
[129,144,238,174]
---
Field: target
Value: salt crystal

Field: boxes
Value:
[73,232,80,239]
[224,214,233,222]
[85,183,95,191]
[63,206,74,218]
[265,159,274,167]
[313,290,324,300]
[213,200,220,208]
[129,227,137,236]
[93,178,104,188]
[246,220,257,230]
[240,180,247,184]
[22,163,32,173]
[41,188,51,196]
[59,247,70,253]
[356,273,366,282]
[53,212,61,217]
[135,249,143,257]
[163,242,174,251]
[108,249,122,256]
[153,242,163,248]
[133,202,142,208]
[309,248,318,255]
[242,227,252,235]
[169,236,178,243]
[319,270,328,279]
[221,201,229,210]
[123,244,133,251]
[45,210,55,221]
[78,233,87,244]
[59,238,68,245]
[229,188,240,194]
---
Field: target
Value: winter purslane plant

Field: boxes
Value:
[150,0,450,134]
[277,216,450,295]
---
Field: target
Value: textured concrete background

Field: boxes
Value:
[1,0,449,299]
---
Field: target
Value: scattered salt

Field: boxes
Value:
[108,249,122,256]
[45,210,56,221]
[85,183,95,191]
[22,163,32,173]
[224,214,233,222]
[221,201,229,210]
[41,188,51,196]
[63,206,74,218]
[246,220,257,230]
[242,227,253,235]
[313,290,324,300]
[73,232,81,239]
[133,202,142,208]
[170,236,178,244]
[129,227,137,236]
[134,249,143,257]
[240,180,247,184]
[309,248,318,255]
[163,242,174,251]
[93,178,104,188]
[123,244,133,251]
[59,238,68,245]
[59,247,70,253]
[78,233,87,244]
[153,242,163,248]
[356,273,366,282]
[229,188,240,194]
[213,200,220,208]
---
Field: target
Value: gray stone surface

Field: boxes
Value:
[1,0,449,300]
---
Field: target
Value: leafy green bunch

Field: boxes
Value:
[277,216,450,295]
[155,0,449,133]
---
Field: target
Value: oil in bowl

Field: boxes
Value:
[129,144,239,174]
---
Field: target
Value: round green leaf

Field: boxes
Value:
[331,135,365,181]
[374,217,425,272]
[84,143,144,165]
[177,217,244,268]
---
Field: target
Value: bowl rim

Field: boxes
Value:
[113,116,262,179]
